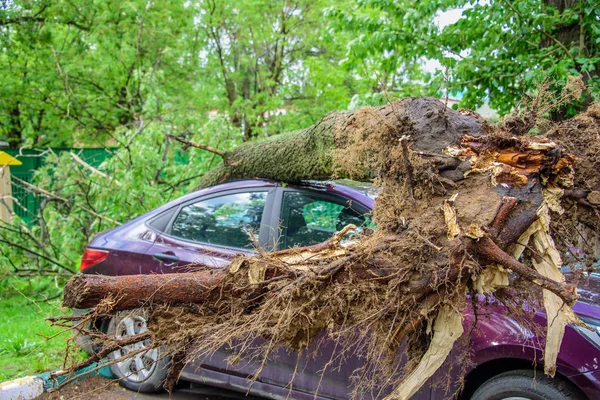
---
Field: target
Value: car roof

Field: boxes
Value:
[188,178,377,210]
[114,178,376,234]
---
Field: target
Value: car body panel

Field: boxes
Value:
[571,369,600,400]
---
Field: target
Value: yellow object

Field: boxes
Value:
[0,151,21,222]
[0,151,22,166]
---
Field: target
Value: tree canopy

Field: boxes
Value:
[329,0,600,115]
[1,1,598,148]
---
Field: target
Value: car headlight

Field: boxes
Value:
[575,316,600,349]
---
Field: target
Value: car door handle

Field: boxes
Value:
[153,252,180,263]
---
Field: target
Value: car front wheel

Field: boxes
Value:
[470,369,584,400]
[107,309,170,393]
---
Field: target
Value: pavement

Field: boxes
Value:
[34,375,263,400]
[0,364,264,400]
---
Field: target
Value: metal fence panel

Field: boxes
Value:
[3,149,115,222]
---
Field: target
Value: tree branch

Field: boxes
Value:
[12,177,121,226]
[167,134,226,157]
[0,16,90,31]
[0,237,75,274]
[70,152,121,186]
[50,332,151,379]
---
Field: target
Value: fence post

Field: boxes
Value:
[0,151,22,223]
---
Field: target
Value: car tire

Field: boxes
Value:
[470,369,584,400]
[107,309,170,393]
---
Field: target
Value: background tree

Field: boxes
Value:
[328,0,599,116]
[0,0,366,147]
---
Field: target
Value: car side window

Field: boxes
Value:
[170,191,268,249]
[278,191,372,250]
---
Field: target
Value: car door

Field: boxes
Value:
[203,187,381,398]
[230,186,428,399]
[145,187,277,273]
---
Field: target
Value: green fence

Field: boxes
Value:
[4,148,115,223]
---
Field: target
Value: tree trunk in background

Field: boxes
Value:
[542,0,581,47]
[8,105,22,148]
[542,0,599,117]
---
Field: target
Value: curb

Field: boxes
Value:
[0,376,45,400]
[0,363,114,400]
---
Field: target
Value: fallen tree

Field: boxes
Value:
[56,96,600,399]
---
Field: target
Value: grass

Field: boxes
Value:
[0,294,77,381]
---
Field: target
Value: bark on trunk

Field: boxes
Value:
[198,97,483,188]
[64,271,224,310]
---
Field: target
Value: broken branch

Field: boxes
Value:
[167,134,226,157]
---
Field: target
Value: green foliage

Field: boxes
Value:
[0,0,197,146]
[0,0,369,147]
[2,0,598,145]
[328,0,600,116]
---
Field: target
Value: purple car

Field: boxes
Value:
[79,179,600,399]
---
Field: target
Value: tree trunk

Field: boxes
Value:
[8,104,22,148]
[198,97,483,188]
[541,0,599,116]
[542,0,581,47]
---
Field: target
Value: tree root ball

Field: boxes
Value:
[58,97,600,399]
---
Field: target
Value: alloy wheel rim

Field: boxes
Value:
[110,315,158,382]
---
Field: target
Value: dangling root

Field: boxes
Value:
[513,204,587,376]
